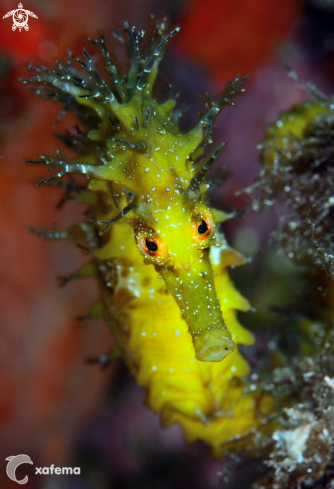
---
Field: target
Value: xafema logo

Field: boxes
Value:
[5,455,81,484]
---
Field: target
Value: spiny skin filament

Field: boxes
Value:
[25,19,274,456]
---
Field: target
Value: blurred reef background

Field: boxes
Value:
[2,0,334,488]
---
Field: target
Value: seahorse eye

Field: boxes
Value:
[140,237,159,256]
[136,231,169,264]
[194,217,212,240]
[191,206,215,249]
[197,219,208,235]
[146,238,158,252]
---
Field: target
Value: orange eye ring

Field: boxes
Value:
[135,224,169,265]
[195,218,212,240]
[140,237,159,257]
[191,206,215,249]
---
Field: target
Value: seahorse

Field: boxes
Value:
[23,19,273,456]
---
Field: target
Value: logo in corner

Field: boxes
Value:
[3,3,38,32]
[5,455,33,485]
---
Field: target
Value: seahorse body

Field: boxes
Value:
[24,20,273,455]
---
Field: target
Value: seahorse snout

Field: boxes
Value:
[159,251,235,362]
[192,328,235,362]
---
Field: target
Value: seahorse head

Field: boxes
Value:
[134,199,235,362]
[22,19,246,362]
[117,129,235,362]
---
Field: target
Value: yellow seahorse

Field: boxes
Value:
[23,19,273,457]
